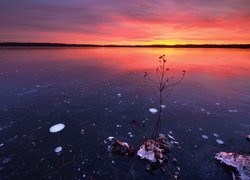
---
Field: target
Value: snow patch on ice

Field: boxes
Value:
[149,108,158,114]
[49,123,65,133]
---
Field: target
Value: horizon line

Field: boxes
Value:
[1,42,250,48]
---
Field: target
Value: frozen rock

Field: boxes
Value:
[111,140,134,156]
[137,134,169,164]
[215,152,250,180]
[49,123,65,133]
[55,146,63,153]
[149,108,158,114]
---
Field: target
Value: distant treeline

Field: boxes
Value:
[1,42,250,48]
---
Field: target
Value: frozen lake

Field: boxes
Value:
[0,47,249,179]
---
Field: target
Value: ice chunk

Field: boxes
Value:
[215,152,250,180]
[49,123,65,133]
[202,135,208,139]
[55,146,63,153]
[149,108,158,114]
[216,139,224,144]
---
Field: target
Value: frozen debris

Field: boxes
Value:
[216,139,224,145]
[246,134,250,141]
[111,140,134,156]
[202,135,208,139]
[149,108,158,114]
[213,133,219,138]
[215,152,250,180]
[161,104,166,108]
[137,134,169,164]
[54,146,63,153]
[49,123,65,133]
[215,103,220,105]
[107,136,115,141]
[117,93,122,97]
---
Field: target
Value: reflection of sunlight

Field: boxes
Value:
[56,48,250,76]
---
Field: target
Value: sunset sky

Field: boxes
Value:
[0,0,250,45]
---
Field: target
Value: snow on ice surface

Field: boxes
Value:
[55,146,63,153]
[149,108,158,114]
[49,123,65,133]
[213,133,219,137]
[202,135,209,139]
[216,139,224,144]
[161,104,166,108]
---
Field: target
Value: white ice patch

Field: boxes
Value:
[161,105,166,108]
[0,143,4,147]
[228,109,238,113]
[55,146,63,153]
[202,135,209,139]
[117,93,122,97]
[216,139,224,144]
[49,123,65,133]
[215,103,220,105]
[213,133,219,137]
[149,108,158,114]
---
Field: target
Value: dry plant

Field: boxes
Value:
[144,55,186,139]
